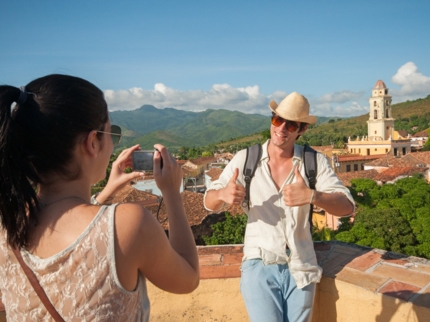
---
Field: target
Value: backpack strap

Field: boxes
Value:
[303,144,318,232]
[242,144,262,209]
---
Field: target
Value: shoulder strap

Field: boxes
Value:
[303,144,318,232]
[12,248,65,322]
[304,144,317,190]
[242,144,262,209]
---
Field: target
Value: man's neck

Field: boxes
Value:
[267,140,295,162]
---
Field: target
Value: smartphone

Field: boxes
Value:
[132,150,155,171]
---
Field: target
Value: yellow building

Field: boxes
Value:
[347,80,411,157]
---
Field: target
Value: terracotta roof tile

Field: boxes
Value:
[374,80,387,89]
[337,154,386,162]
[337,169,379,186]
[206,168,223,181]
[413,129,429,138]
[373,167,428,182]
[112,185,159,204]
[397,130,408,138]
[412,151,430,165]
[145,191,210,229]
[152,191,246,229]
[189,156,218,165]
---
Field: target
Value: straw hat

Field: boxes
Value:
[269,92,317,125]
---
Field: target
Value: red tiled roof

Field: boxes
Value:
[365,152,430,168]
[206,168,223,181]
[373,167,428,182]
[337,169,379,186]
[374,79,387,89]
[412,151,430,165]
[146,190,210,229]
[189,156,217,165]
[413,129,429,138]
[337,154,386,162]
[397,130,408,138]
[365,155,394,167]
[112,185,159,204]
[146,190,245,230]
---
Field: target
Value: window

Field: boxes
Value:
[359,149,361,153]
[361,163,364,170]
[374,110,378,119]
[386,109,389,118]
[375,148,377,151]
[374,101,377,107]
[346,165,351,172]
[385,149,388,153]
[354,164,358,171]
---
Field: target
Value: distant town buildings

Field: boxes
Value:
[331,80,414,174]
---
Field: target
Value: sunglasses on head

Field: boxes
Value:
[271,114,299,133]
[97,124,122,147]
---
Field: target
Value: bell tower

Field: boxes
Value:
[367,80,394,140]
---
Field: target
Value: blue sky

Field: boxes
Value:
[1,0,429,117]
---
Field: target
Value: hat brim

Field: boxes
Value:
[269,102,317,125]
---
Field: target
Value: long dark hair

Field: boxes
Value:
[0,74,108,248]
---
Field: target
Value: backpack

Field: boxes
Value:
[242,144,317,232]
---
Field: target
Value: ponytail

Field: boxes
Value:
[0,86,39,248]
[0,74,108,249]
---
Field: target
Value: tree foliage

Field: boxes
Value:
[336,176,430,259]
[203,212,248,245]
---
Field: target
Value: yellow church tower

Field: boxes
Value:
[347,80,411,157]
[367,80,394,141]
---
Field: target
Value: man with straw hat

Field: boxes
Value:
[204,92,354,322]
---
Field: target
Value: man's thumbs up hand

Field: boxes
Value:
[220,168,246,206]
[283,165,313,207]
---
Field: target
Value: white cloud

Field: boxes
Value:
[390,62,430,102]
[311,101,368,118]
[104,83,365,117]
[309,90,367,117]
[105,83,274,115]
[317,90,364,104]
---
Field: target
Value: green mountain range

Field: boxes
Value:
[110,105,270,150]
[110,94,430,151]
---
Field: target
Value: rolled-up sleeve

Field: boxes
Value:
[314,153,355,215]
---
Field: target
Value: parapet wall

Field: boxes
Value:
[1,242,429,321]
[148,243,430,322]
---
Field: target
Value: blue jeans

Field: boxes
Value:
[240,259,316,322]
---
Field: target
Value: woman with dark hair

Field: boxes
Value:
[0,74,199,321]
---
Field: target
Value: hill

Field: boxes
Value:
[110,94,430,151]
[296,94,430,147]
[110,105,269,150]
